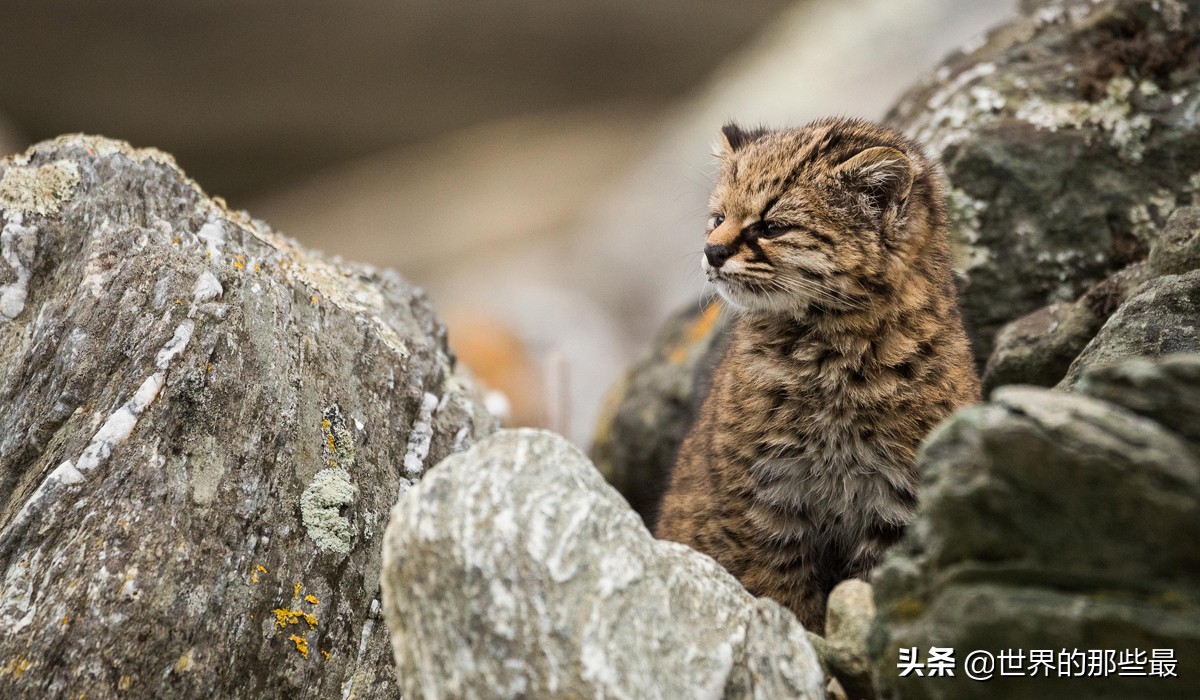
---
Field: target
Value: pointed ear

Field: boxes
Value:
[718,123,766,157]
[833,146,914,213]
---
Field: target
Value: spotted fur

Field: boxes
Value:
[654,117,981,633]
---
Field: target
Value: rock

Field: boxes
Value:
[1149,204,1200,277]
[0,135,494,698]
[1059,269,1200,387]
[981,262,1150,391]
[886,0,1200,364]
[590,300,732,524]
[825,580,877,700]
[1075,353,1200,459]
[871,356,1200,699]
[381,428,825,699]
[984,204,1200,391]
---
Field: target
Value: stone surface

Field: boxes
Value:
[825,580,877,700]
[887,0,1200,364]
[0,135,494,698]
[381,428,825,699]
[981,262,1150,392]
[871,356,1200,698]
[1060,269,1200,387]
[590,300,732,524]
[1075,354,1200,458]
[984,204,1200,391]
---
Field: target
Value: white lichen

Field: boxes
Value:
[946,187,990,272]
[1016,77,1153,161]
[1153,0,1186,31]
[300,467,357,555]
[911,63,1000,158]
[0,214,37,321]
[0,160,80,217]
[1129,187,1179,241]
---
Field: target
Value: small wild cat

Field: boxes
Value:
[654,117,980,633]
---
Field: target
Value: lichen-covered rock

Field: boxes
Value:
[589,300,731,524]
[887,0,1200,363]
[381,428,825,699]
[870,355,1200,699]
[1059,268,1200,387]
[825,580,877,700]
[0,135,494,698]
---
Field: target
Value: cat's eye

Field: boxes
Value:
[761,221,790,238]
[710,213,726,229]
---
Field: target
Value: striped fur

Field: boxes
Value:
[654,118,981,633]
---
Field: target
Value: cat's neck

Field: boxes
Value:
[733,261,944,369]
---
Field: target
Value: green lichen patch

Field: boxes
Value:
[300,467,356,554]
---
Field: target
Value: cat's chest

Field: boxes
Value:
[727,369,911,522]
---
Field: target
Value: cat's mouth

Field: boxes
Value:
[708,268,776,310]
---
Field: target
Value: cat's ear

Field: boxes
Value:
[717,123,766,157]
[833,146,914,213]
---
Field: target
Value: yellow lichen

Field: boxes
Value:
[274,608,299,627]
[304,594,319,605]
[321,650,330,661]
[1,657,32,678]
[293,582,303,599]
[288,634,310,659]
[322,419,337,457]
[310,295,319,303]
[173,652,193,674]
[274,607,318,630]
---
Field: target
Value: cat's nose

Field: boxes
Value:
[704,243,732,268]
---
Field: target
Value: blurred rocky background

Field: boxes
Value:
[0,0,1015,444]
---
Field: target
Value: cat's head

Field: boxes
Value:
[702,117,943,317]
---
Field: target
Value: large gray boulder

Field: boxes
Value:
[870,355,1200,699]
[887,0,1200,365]
[0,135,494,698]
[381,428,825,699]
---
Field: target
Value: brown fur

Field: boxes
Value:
[654,117,981,633]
